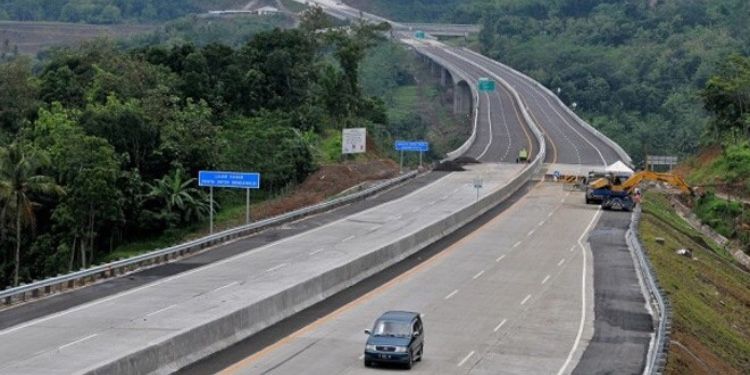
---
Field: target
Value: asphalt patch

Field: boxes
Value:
[573,211,651,374]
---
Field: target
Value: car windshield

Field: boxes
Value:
[372,320,411,337]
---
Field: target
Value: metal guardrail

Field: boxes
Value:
[627,207,671,374]
[1,170,419,307]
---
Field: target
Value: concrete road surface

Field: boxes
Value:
[0,164,523,375]
[204,183,600,375]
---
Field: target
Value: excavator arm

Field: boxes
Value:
[619,171,693,194]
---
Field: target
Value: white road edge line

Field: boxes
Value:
[145,304,177,317]
[473,270,485,280]
[458,351,475,367]
[213,281,239,292]
[265,264,288,273]
[496,254,506,262]
[557,207,602,375]
[58,334,98,350]
[444,290,459,300]
[542,275,551,285]
[493,319,508,332]
[477,92,494,160]
[521,294,532,305]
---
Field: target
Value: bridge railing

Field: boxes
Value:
[0,170,419,307]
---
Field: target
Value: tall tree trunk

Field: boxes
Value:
[80,233,86,269]
[69,236,77,272]
[13,203,21,287]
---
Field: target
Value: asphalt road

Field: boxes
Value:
[187,183,599,375]
[0,164,523,374]
[573,211,651,374]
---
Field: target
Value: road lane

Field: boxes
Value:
[206,183,598,375]
[0,164,524,374]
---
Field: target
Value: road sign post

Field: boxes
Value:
[199,171,261,234]
[395,141,429,173]
[473,178,483,202]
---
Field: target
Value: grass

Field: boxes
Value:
[640,192,750,374]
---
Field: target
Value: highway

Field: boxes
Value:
[0,1,651,374]
[190,183,600,375]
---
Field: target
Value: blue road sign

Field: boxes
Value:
[199,171,261,189]
[395,141,430,152]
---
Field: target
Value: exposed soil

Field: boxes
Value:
[0,21,156,55]
[672,144,721,179]
[250,159,400,220]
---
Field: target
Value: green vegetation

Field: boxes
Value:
[640,192,750,373]
[350,0,750,163]
[0,15,402,288]
[0,0,244,23]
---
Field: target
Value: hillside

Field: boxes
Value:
[0,0,246,23]
[347,0,750,164]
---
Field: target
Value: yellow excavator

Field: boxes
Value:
[587,171,693,211]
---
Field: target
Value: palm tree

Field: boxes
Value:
[0,143,63,286]
[146,168,209,226]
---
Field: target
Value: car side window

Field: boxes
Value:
[413,319,421,334]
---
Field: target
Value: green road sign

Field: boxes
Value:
[415,31,426,39]
[478,78,496,91]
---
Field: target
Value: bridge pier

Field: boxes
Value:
[454,81,472,116]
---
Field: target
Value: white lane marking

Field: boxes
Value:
[342,235,356,243]
[557,208,602,375]
[521,294,532,305]
[0,165,448,337]
[309,248,324,255]
[496,254,506,262]
[458,351,475,367]
[359,354,364,360]
[548,212,554,218]
[542,275,551,285]
[412,208,420,213]
[393,215,403,220]
[513,241,522,248]
[444,290,459,300]
[477,92,494,160]
[527,229,535,237]
[493,319,508,332]
[59,334,97,350]
[472,270,485,280]
[265,264,288,273]
[213,281,239,292]
[561,198,566,203]
[368,225,383,233]
[570,245,576,252]
[558,258,566,267]
[442,195,449,200]
[538,220,545,227]
[145,304,177,317]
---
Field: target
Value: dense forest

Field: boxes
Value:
[0,0,243,23]
[348,0,750,162]
[0,9,405,287]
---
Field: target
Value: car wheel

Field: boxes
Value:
[405,352,414,369]
[417,344,423,361]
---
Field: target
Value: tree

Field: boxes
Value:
[702,54,750,139]
[299,5,332,32]
[144,168,208,228]
[0,143,62,286]
[0,58,39,134]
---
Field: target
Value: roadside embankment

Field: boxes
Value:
[639,192,750,374]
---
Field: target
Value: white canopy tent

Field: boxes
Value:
[605,160,634,176]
